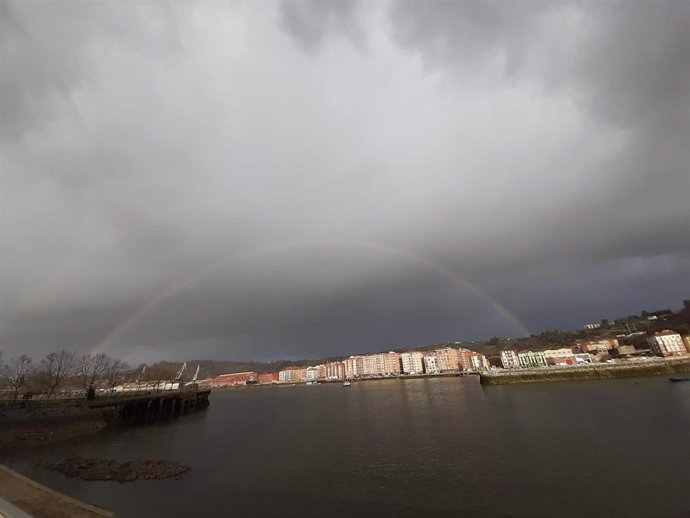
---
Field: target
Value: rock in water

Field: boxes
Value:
[43,457,190,483]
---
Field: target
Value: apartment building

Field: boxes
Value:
[647,330,688,357]
[401,352,424,374]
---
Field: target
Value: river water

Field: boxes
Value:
[4,376,690,517]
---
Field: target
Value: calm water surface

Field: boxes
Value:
[4,376,690,517]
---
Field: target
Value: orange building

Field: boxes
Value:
[258,373,279,384]
[212,371,258,387]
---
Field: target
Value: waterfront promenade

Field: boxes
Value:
[0,464,112,518]
[480,357,690,385]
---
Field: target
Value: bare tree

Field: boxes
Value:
[104,358,130,392]
[4,355,34,398]
[76,353,112,391]
[40,350,75,399]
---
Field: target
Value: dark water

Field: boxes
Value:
[4,376,690,517]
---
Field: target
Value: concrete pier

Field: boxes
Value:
[88,388,211,423]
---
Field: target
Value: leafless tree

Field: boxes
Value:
[4,355,34,398]
[76,353,112,390]
[40,350,75,399]
[104,358,130,391]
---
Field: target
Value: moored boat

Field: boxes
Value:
[669,377,690,383]
[342,381,351,387]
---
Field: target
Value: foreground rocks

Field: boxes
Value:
[44,457,190,483]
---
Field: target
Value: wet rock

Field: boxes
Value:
[43,457,190,483]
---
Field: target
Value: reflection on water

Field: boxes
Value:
[3,377,690,518]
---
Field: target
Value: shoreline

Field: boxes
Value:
[479,358,690,385]
[0,464,113,518]
[211,371,478,390]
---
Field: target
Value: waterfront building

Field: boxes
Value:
[305,367,320,382]
[257,373,279,384]
[401,352,424,374]
[344,356,365,378]
[517,351,548,368]
[317,364,328,379]
[647,330,688,357]
[423,355,439,374]
[470,354,489,371]
[363,354,386,376]
[500,350,520,369]
[382,352,402,374]
[458,348,489,371]
[573,353,593,364]
[544,348,577,366]
[278,369,296,383]
[212,371,258,386]
[434,347,459,372]
[294,368,307,382]
[278,366,303,383]
[325,361,345,380]
[573,338,618,355]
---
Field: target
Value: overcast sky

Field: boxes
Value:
[1,0,688,364]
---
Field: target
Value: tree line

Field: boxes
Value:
[0,350,134,399]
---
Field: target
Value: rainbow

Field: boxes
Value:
[92,239,530,354]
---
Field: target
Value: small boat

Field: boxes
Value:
[342,381,351,387]
[669,377,690,383]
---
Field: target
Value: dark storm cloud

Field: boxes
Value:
[280,0,364,52]
[1,1,688,364]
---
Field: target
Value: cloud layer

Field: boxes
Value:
[1,0,688,363]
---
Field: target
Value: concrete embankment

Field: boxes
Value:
[480,358,690,385]
[0,404,108,450]
[0,464,113,518]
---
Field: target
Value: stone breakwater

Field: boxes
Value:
[479,358,690,385]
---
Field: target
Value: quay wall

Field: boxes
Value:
[0,389,211,449]
[480,358,690,385]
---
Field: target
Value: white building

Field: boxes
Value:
[423,355,439,374]
[500,350,520,369]
[278,369,296,383]
[305,367,320,382]
[325,362,345,380]
[470,354,489,371]
[517,351,548,368]
[401,352,425,374]
[647,330,688,357]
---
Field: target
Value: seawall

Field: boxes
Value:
[479,358,690,385]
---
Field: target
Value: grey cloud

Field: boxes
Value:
[280,0,364,52]
[1,1,688,364]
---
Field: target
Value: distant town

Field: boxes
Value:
[208,300,690,388]
[1,300,689,398]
